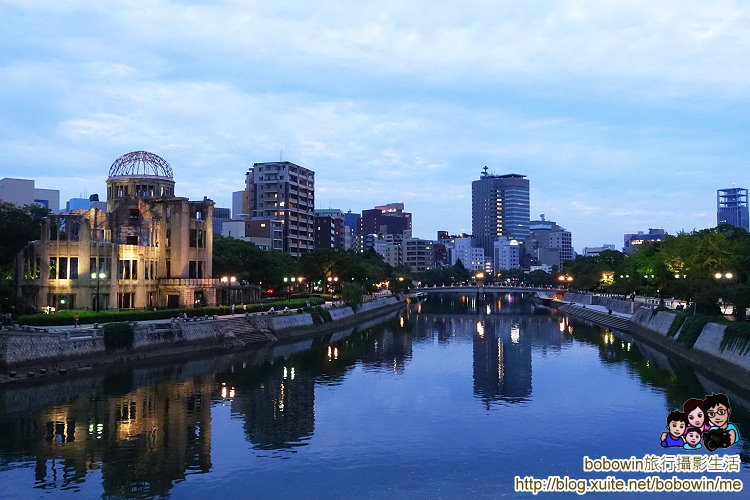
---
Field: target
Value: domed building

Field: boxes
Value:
[15,151,218,310]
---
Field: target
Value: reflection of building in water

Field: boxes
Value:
[473,317,532,407]
[0,377,212,496]
[232,366,315,450]
[362,329,413,374]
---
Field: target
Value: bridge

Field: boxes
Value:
[412,285,564,296]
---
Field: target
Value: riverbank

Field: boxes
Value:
[543,292,750,392]
[0,296,405,385]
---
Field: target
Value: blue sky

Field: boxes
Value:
[1,0,749,250]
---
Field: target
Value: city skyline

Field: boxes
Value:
[2,1,749,248]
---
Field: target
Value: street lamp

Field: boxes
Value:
[91,271,107,312]
[714,272,733,280]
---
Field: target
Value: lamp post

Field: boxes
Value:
[91,271,107,312]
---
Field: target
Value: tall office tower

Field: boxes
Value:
[717,188,749,231]
[243,161,315,257]
[471,168,530,258]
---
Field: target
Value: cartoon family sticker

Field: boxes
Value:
[660,393,740,452]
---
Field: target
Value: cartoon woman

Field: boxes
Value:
[683,398,710,431]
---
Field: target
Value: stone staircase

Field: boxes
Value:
[220,317,277,346]
[557,303,632,331]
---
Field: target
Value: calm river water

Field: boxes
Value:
[1,294,749,499]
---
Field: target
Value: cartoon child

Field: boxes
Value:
[660,411,688,447]
[683,427,703,450]
[705,393,740,446]
[683,398,710,431]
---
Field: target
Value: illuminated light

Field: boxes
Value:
[283,277,289,282]
[334,347,339,359]
[221,386,227,398]
[283,367,288,379]
[714,273,723,279]
[230,276,237,283]
[291,367,296,380]
[221,276,229,283]
[725,273,734,279]
[399,316,405,328]
[398,277,405,282]
[511,325,520,344]
[486,305,491,315]
[229,388,236,398]
[566,276,573,282]
[476,321,484,337]
[91,272,98,279]
[559,321,565,333]
[568,325,574,334]
[674,274,680,279]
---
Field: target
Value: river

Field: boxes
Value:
[1,294,748,498]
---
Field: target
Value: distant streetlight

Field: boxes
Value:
[715,272,734,280]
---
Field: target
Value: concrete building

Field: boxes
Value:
[1,177,60,212]
[582,244,616,257]
[213,207,231,235]
[231,190,245,219]
[314,209,345,249]
[242,161,315,257]
[64,194,107,213]
[493,236,521,273]
[221,218,284,251]
[343,210,361,251]
[360,203,412,237]
[525,215,574,269]
[402,238,434,272]
[717,188,749,231]
[14,151,217,311]
[472,168,530,258]
[444,236,485,271]
[623,228,666,254]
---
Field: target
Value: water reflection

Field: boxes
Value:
[0,376,212,497]
[1,296,749,497]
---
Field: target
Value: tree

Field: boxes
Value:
[342,281,364,311]
[0,202,50,277]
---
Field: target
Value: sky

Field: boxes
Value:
[1,0,749,250]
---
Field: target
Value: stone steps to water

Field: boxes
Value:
[221,317,277,346]
[557,304,632,331]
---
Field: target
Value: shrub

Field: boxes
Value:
[16,298,325,326]
[667,313,687,337]
[720,322,750,355]
[676,316,710,348]
[103,322,134,350]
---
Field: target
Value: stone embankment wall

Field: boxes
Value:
[631,309,750,375]
[0,319,226,368]
[1,297,403,371]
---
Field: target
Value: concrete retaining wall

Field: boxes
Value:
[329,307,354,321]
[632,310,677,336]
[0,332,104,366]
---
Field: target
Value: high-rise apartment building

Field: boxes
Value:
[242,161,315,257]
[717,188,749,231]
[314,209,345,249]
[493,236,521,273]
[471,168,530,258]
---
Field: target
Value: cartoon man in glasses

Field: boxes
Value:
[705,393,740,446]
